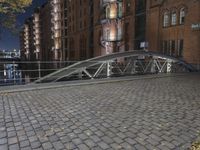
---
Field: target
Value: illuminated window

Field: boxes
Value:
[106,6,110,18]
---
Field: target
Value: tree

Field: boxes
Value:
[0,0,32,33]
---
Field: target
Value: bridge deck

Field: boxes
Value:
[0,73,200,150]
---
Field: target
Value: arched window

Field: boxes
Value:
[171,11,177,25]
[106,6,110,18]
[118,2,123,18]
[163,12,169,27]
[180,8,185,24]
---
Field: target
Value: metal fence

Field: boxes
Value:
[0,57,198,86]
[0,61,75,86]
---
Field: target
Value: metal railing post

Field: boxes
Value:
[167,59,172,73]
[107,61,112,77]
[3,64,7,83]
[38,61,41,79]
[13,61,16,85]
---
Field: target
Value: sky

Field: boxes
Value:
[0,0,47,51]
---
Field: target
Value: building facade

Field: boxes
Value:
[146,0,200,66]
[20,0,65,62]
[66,0,92,60]
[66,0,135,60]
[23,17,35,61]
[20,0,200,67]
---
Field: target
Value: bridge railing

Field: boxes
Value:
[0,61,75,86]
[0,57,197,86]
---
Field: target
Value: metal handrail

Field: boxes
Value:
[0,51,198,86]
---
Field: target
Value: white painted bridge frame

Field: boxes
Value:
[35,50,196,83]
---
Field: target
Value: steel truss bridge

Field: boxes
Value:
[35,50,196,83]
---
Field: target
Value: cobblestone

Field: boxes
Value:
[0,74,200,149]
[20,140,30,148]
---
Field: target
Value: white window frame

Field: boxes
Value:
[163,12,169,27]
[180,8,185,24]
[106,6,110,19]
[171,11,177,25]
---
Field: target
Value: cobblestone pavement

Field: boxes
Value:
[0,74,200,150]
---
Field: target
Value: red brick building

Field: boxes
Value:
[20,0,65,62]
[146,0,200,66]
[39,2,52,61]
[66,0,138,59]
[20,0,200,68]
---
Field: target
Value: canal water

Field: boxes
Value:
[0,63,23,86]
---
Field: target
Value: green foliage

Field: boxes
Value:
[0,0,32,34]
[0,0,32,13]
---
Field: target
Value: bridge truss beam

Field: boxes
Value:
[35,50,196,83]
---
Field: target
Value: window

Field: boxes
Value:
[162,41,168,54]
[180,8,185,24]
[106,6,110,18]
[169,40,172,55]
[65,29,67,36]
[169,40,175,56]
[80,21,82,29]
[84,8,86,15]
[84,21,86,28]
[106,29,110,41]
[117,24,122,40]
[171,11,177,25]
[118,3,123,18]
[64,10,67,17]
[64,0,67,8]
[178,39,184,57]
[65,39,67,49]
[171,40,175,56]
[163,12,169,27]
[135,0,146,14]
[126,0,131,13]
